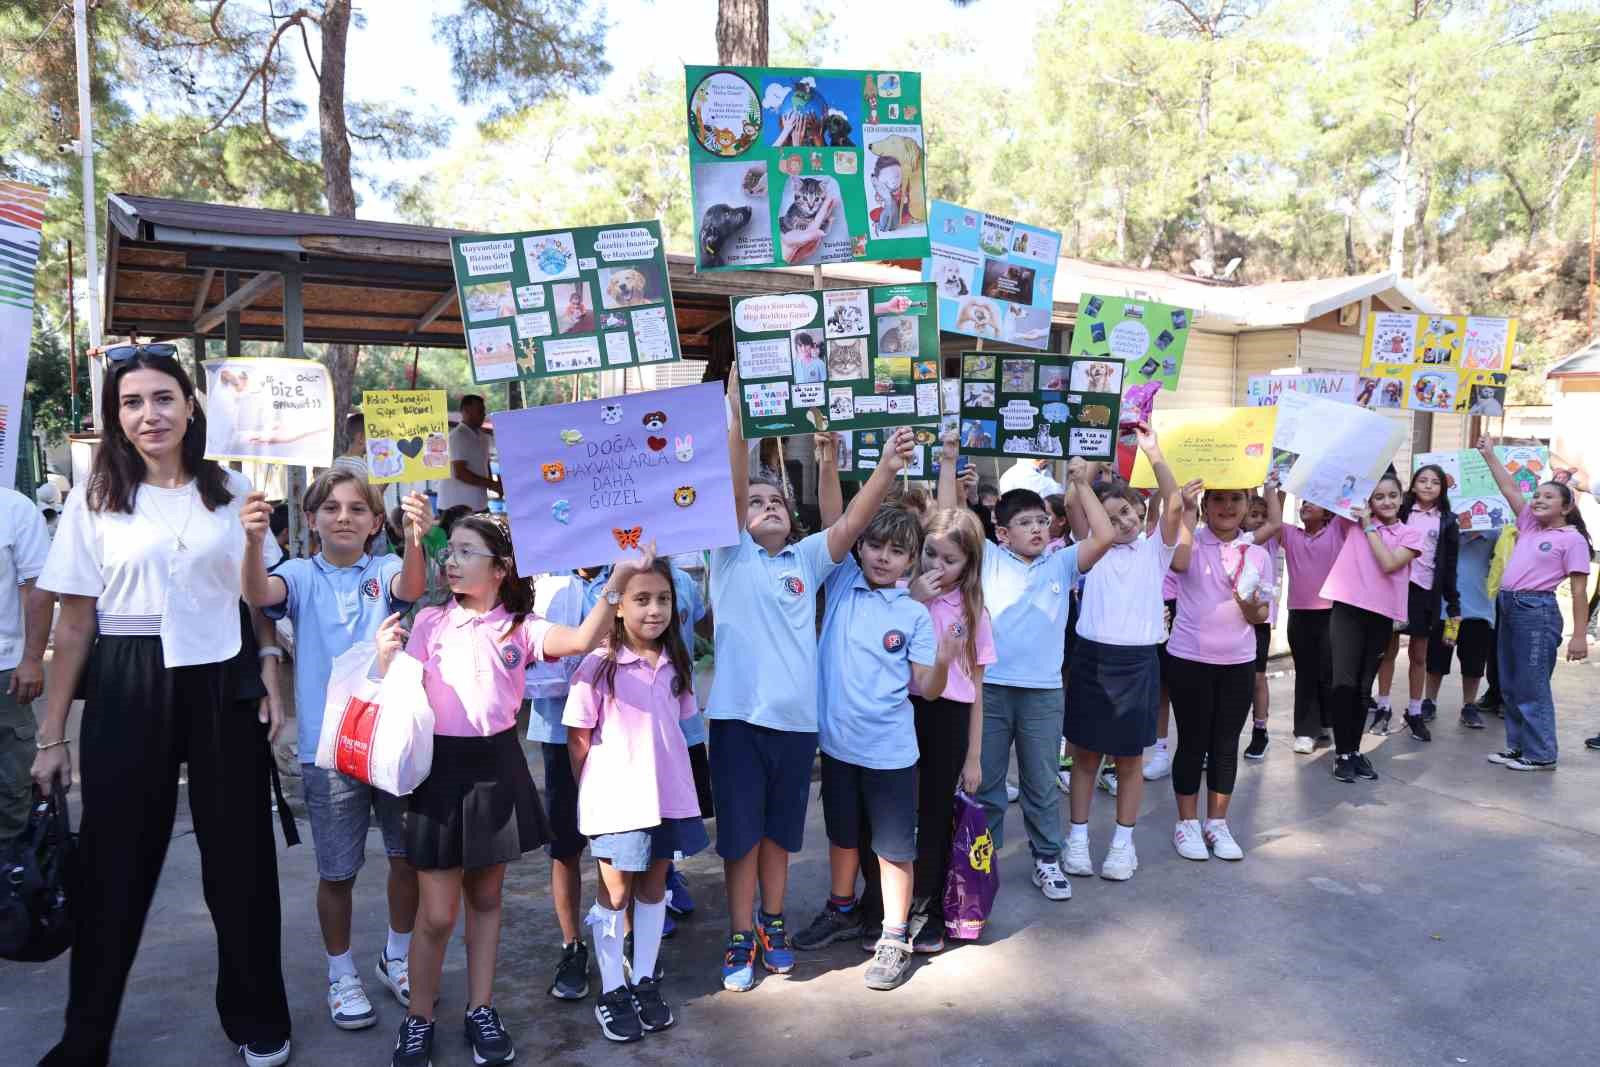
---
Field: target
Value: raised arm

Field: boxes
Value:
[1252,478,1283,545]
[827,426,915,563]
[1350,505,1418,574]
[1068,460,1116,571]
[1065,478,1090,542]
[816,432,844,528]
[937,430,961,512]
[727,364,749,532]
[1170,479,1202,571]
[544,546,657,659]
[1135,424,1183,547]
[1476,435,1527,517]
[392,491,435,603]
[240,490,288,608]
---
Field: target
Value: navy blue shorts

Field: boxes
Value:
[541,742,587,861]
[708,718,817,859]
[820,753,918,863]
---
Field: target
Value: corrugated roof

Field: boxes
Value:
[108,193,465,244]
[1548,339,1600,377]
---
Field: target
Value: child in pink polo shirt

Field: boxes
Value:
[1477,438,1592,771]
[1319,474,1424,785]
[1241,490,1285,760]
[1277,499,1347,752]
[374,516,646,1067]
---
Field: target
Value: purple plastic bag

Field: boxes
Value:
[942,790,998,940]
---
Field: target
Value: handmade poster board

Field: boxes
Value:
[837,380,959,482]
[956,352,1121,462]
[923,200,1060,351]
[1415,445,1550,530]
[1359,312,1516,414]
[494,383,737,575]
[449,220,682,384]
[1068,293,1190,422]
[0,180,45,490]
[202,357,334,466]
[686,66,929,271]
[732,283,938,439]
[1246,372,1359,407]
[1280,398,1407,519]
[1129,406,1275,489]
[361,390,449,484]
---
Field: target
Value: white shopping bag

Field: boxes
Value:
[315,641,435,796]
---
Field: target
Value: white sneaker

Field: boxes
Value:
[328,973,376,1030]
[1096,763,1119,796]
[239,1039,291,1067]
[1292,736,1315,754]
[1100,841,1138,881]
[1204,821,1244,861]
[1143,746,1172,780]
[1032,858,1073,900]
[1056,768,1071,793]
[1005,779,1020,803]
[1173,820,1208,860]
[375,951,410,1009]
[1063,834,1094,876]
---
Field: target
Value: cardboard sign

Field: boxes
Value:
[732,283,938,439]
[1280,399,1407,519]
[1068,293,1190,423]
[450,220,682,384]
[686,66,929,271]
[203,357,334,466]
[494,383,737,575]
[362,390,450,484]
[923,201,1060,351]
[0,180,45,490]
[1246,372,1359,407]
[1359,311,1516,413]
[956,352,1120,462]
[1129,406,1276,490]
[1413,445,1549,530]
[837,380,959,482]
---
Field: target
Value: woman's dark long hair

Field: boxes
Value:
[596,558,693,700]
[1401,463,1452,520]
[90,351,233,514]
[450,515,532,637]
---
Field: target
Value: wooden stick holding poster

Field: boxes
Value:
[202,357,334,466]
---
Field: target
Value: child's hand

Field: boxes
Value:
[957,466,978,497]
[908,566,944,603]
[240,490,272,545]
[936,624,963,665]
[1568,634,1588,662]
[940,429,959,464]
[814,431,839,466]
[1180,479,1203,513]
[1475,434,1495,456]
[880,427,915,473]
[960,754,982,794]
[1350,504,1372,526]
[401,491,434,548]
[1066,457,1088,484]
[608,541,658,592]
[1134,421,1159,453]
[375,611,408,676]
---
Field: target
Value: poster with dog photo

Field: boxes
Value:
[731,282,937,438]
[923,200,1061,351]
[686,65,929,272]
[449,219,682,383]
[956,351,1121,461]
[1357,311,1518,412]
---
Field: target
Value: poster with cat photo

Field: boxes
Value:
[923,200,1060,351]
[956,352,1121,461]
[732,282,939,439]
[686,66,929,271]
[836,380,960,482]
[1358,311,1517,412]
[449,220,682,384]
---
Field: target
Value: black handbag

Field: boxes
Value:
[0,779,76,962]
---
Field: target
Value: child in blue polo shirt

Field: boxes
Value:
[707,366,916,993]
[792,506,954,990]
[241,468,432,1033]
[939,451,1114,901]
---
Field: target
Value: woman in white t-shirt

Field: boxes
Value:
[29,346,294,1067]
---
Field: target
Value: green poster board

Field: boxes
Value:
[1067,293,1190,418]
[686,66,930,271]
[956,351,1121,461]
[732,283,939,439]
[448,220,682,384]
[837,379,958,482]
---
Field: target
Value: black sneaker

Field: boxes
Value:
[1352,753,1379,781]
[793,902,864,950]
[1487,748,1523,766]
[630,976,675,1033]
[863,937,914,991]
[1244,726,1269,760]
[1421,698,1437,723]
[594,986,642,1043]
[391,1015,434,1067]
[859,920,884,953]
[1480,698,1505,717]
[549,939,590,1000]
[1315,730,1333,749]
[622,932,663,983]
[1586,734,1600,751]
[239,1040,291,1067]
[911,918,944,954]
[1368,709,1391,735]
[1460,704,1486,730]
[1332,755,1357,783]
[463,1004,514,1065]
[1403,712,1432,742]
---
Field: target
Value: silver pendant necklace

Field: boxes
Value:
[140,482,197,551]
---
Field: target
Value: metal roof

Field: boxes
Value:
[1547,338,1600,378]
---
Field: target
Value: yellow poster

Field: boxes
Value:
[1359,312,1516,414]
[1129,406,1276,490]
[362,390,450,484]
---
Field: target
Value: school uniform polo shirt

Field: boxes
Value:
[579,563,708,745]
[817,555,936,770]
[707,529,840,733]
[264,552,409,762]
[980,541,1080,689]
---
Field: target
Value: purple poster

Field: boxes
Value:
[496,382,739,575]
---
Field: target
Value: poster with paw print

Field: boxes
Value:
[449,220,682,384]
[955,352,1121,462]
[493,383,737,576]
[361,390,450,484]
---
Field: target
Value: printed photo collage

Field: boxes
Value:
[957,351,1122,461]
[1359,312,1516,415]
[926,200,1060,351]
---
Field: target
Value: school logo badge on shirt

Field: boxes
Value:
[781,575,806,597]
[499,644,523,669]
[1539,541,1553,552]
[882,629,906,652]
[360,577,381,600]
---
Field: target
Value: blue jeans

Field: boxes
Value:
[977,684,1062,862]
[1496,591,1563,762]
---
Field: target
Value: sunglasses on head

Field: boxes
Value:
[105,343,179,363]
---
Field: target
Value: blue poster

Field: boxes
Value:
[922,200,1061,351]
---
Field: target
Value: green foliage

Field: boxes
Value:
[24,329,91,446]
[435,0,611,123]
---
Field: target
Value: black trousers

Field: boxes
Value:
[1329,602,1394,756]
[43,637,290,1066]
[1287,609,1334,738]
[1165,655,1254,797]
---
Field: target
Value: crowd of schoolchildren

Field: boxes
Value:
[22,348,1594,1067]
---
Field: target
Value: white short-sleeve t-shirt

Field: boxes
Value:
[1076,532,1179,647]
[0,488,51,671]
[39,469,254,667]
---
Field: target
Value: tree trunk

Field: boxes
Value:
[1115,181,1129,262]
[318,0,359,452]
[1195,60,1217,272]
[1411,165,1432,275]
[1388,79,1418,276]
[1139,220,1167,270]
[716,0,768,65]
[1343,208,1357,275]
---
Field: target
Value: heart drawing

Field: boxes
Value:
[396,437,424,458]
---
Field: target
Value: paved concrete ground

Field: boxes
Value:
[6,658,1600,1066]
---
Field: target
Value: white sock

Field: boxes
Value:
[385,927,411,962]
[1407,699,1422,717]
[586,903,626,993]
[327,949,358,982]
[1068,821,1089,844]
[1154,739,1168,752]
[1376,695,1391,711]
[1112,823,1134,849]
[632,896,667,984]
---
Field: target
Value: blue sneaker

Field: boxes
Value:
[721,931,757,992]
[663,910,676,939]
[664,864,695,917]
[757,913,795,974]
